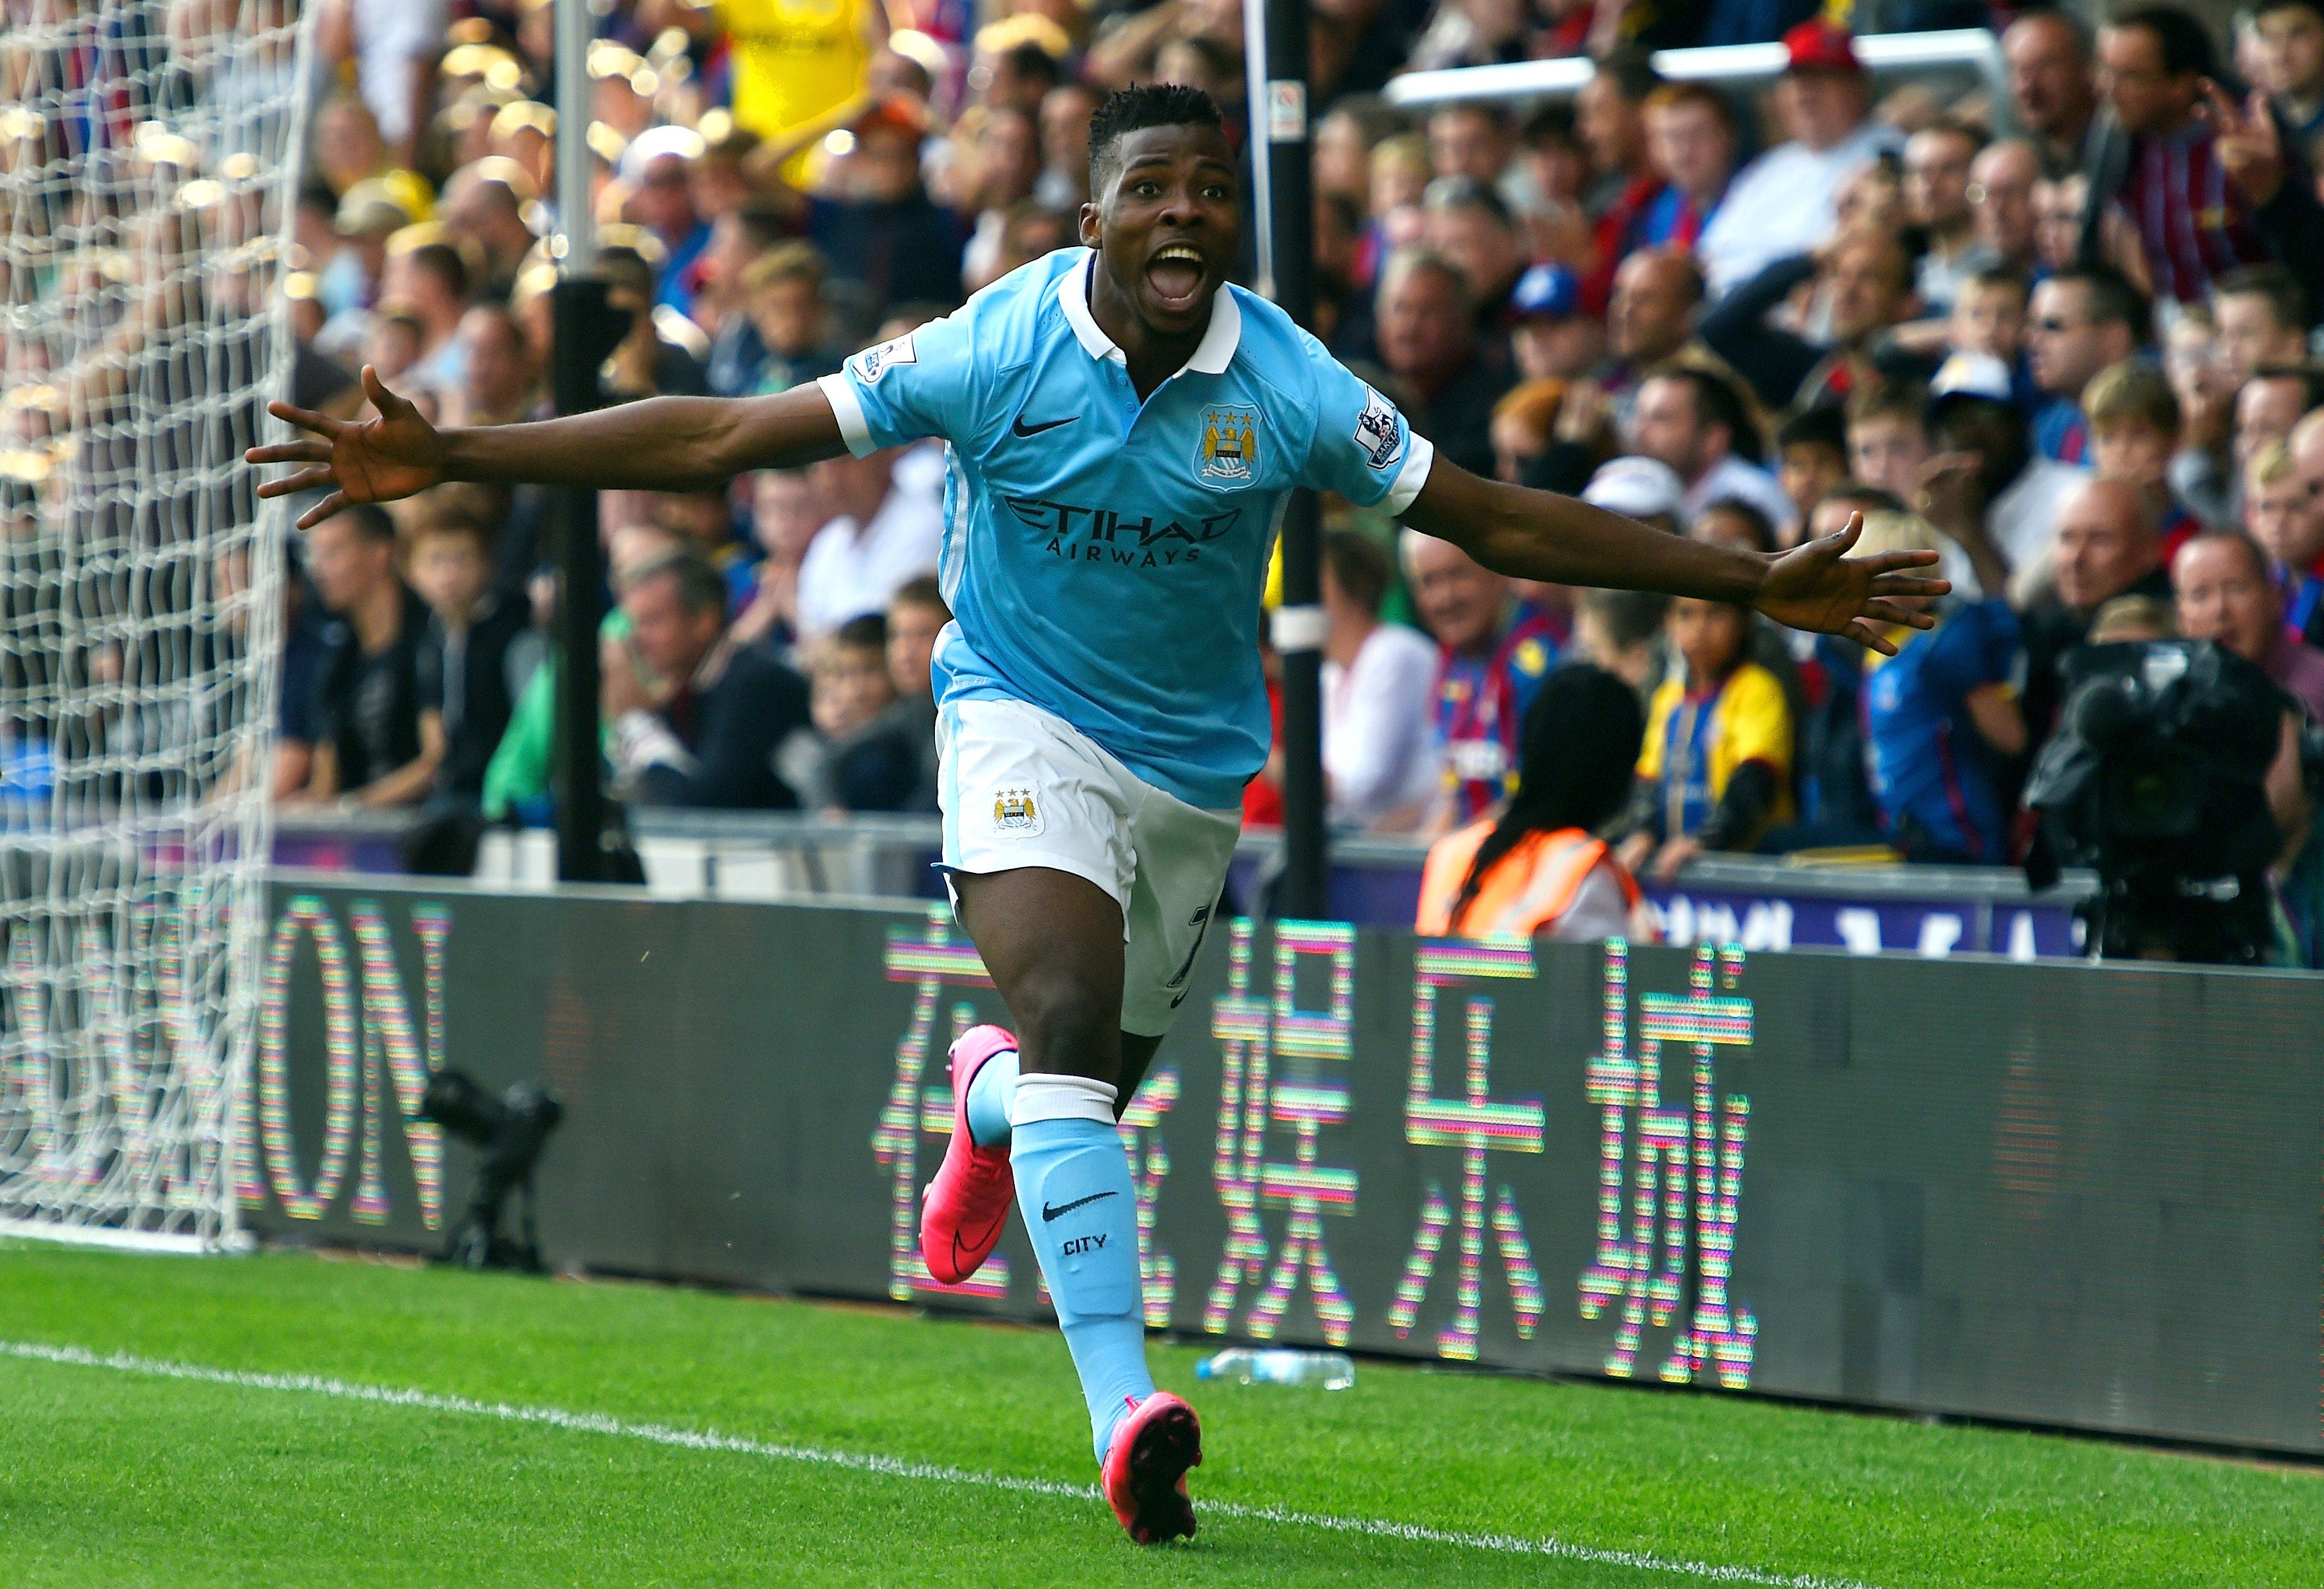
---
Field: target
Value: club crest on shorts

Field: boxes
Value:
[1196,404,1261,486]
[991,786,1043,837]
[850,332,917,384]
[1353,386,1404,470]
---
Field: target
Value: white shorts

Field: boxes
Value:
[936,697,1242,1037]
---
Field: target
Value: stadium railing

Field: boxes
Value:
[1381,27,2003,108]
[271,806,2094,957]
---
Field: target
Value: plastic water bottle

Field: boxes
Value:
[1194,1348,1356,1390]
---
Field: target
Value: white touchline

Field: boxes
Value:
[2,1337,1887,1589]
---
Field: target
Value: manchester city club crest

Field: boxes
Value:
[1196,404,1261,487]
[991,786,1042,836]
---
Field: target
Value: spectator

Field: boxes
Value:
[1320,529,1439,831]
[2087,594,2179,641]
[1492,381,1563,485]
[1967,141,2042,277]
[717,0,876,186]
[1774,406,1849,535]
[2002,11,2101,176]
[1916,352,2090,602]
[290,504,435,807]
[750,97,966,321]
[1629,368,1799,539]
[2250,437,2324,647]
[2257,0,2324,148]
[406,501,529,806]
[1422,179,1526,328]
[1508,264,1600,384]
[451,304,534,429]
[1580,455,1688,535]
[604,550,813,809]
[2175,529,2324,718]
[595,241,714,400]
[2033,172,2090,275]
[2211,267,2310,387]
[741,243,840,398]
[876,575,948,811]
[1426,103,1515,191]
[1375,248,1512,479]
[1903,119,1989,314]
[2019,476,2171,744]
[2277,415,2324,653]
[795,447,943,640]
[2083,358,2201,557]
[1591,248,1737,434]
[1416,665,1651,941]
[1574,52,1666,311]
[1696,21,1903,296]
[1616,595,1795,878]
[381,233,469,397]
[1855,512,2027,862]
[731,468,824,655]
[1700,227,1922,412]
[778,613,924,812]
[1638,83,1738,252]
[440,160,539,301]
[2084,6,2324,310]
[1949,267,2029,370]
[1036,82,1101,212]
[624,129,715,315]
[2026,267,2145,465]
[1573,587,1670,695]
[698,204,793,396]
[1695,497,1778,556]
[1846,381,1933,502]
[1405,529,1561,826]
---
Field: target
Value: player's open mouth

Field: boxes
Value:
[1145,243,1208,310]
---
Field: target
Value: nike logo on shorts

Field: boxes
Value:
[1041,1190,1118,1221]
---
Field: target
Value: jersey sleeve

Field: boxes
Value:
[1297,341,1435,514]
[1921,598,2022,702]
[1719,666,1794,776]
[814,307,981,457]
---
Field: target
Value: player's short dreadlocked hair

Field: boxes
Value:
[1088,84,1226,196]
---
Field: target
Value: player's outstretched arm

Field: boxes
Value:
[1400,458,1951,655]
[247,366,849,529]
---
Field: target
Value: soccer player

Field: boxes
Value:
[250,85,1945,1546]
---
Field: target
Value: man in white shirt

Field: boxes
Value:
[1696,22,1905,297]
[1627,369,1801,541]
[795,445,943,641]
[1319,529,1440,830]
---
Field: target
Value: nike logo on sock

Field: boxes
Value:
[1041,1190,1118,1221]
[1011,412,1075,438]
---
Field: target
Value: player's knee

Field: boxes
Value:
[1009,968,1120,1083]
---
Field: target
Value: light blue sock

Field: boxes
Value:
[1012,1102,1153,1464]
[963,1045,1018,1149]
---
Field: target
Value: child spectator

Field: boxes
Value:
[1949,268,2027,368]
[1616,596,1795,879]
[1694,497,1777,556]
[879,575,949,811]
[406,502,531,806]
[1854,512,2027,864]
[1417,666,1654,942]
[2246,440,2324,644]
[1491,380,1564,485]
[1845,382,1933,503]
[743,243,838,397]
[2084,359,2201,563]
[778,615,923,812]
[1774,407,1848,542]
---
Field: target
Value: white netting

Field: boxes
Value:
[0,0,303,1247]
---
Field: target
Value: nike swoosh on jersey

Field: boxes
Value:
[1011,412,1076,438]
[1040,1189,1118,1221]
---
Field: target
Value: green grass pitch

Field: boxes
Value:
[0,1242,2315,1587]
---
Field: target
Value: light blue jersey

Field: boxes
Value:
[816,248,1435,810]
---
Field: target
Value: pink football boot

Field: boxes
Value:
[919,1025,1019,1284]
[1101,1392,1202,1544]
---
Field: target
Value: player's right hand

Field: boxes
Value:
[246,366,444,529]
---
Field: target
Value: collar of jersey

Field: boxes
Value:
[1056,249,1240,377]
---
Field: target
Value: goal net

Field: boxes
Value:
[0,1,304,1248]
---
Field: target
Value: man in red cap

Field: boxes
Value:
[1696,20,1903,296]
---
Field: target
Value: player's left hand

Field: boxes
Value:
[1754,512,1949,657]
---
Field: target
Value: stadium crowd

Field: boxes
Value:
[91,0,2324,957]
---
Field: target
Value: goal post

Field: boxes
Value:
[0,0,307,1250]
